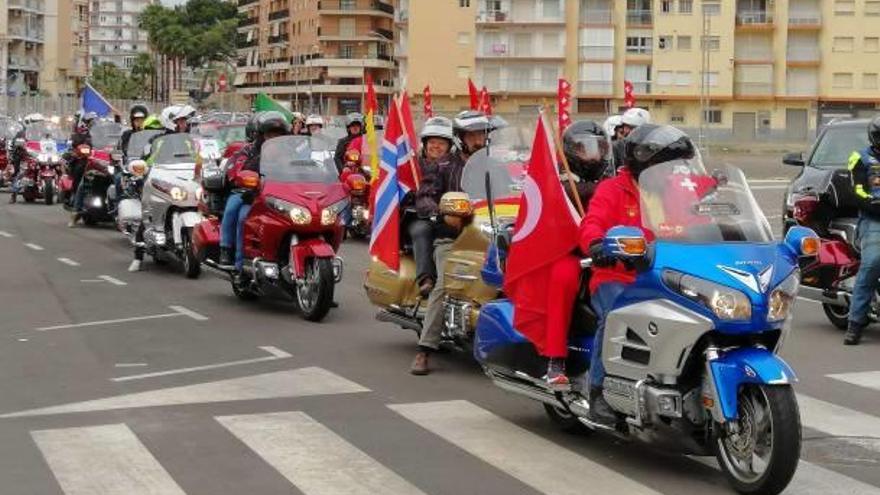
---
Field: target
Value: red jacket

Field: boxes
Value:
[580,167,652,293]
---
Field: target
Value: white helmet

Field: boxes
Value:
[173,104,196,123]
[603,115,623,137]
[420,116,454,142]
[306,114,324,127]
[24,113,45,125]
[160,105,179,131]
[621,108,651,128]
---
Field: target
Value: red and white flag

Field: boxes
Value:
[557,78,572,134]
[504,114,582,353]
[624,80,636,108]
[480,86,493,115]
[423,85,433,118]
[467,78,480,110]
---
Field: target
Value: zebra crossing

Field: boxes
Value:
[14,366,880,495]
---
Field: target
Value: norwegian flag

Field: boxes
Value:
[369,96,417,270]
[557,78,572,133]
[624,80,636,108]
[423,85,433,118]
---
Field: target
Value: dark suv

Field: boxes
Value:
[782,119,870,233]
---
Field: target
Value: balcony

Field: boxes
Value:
[486,78,559,93]
[788,12,821,28]
[579,46,614,60]
[629,81,651,94]
[578,81,614,94]
[318,0,395,17]
[238,38,259,48]
[268,33,290,45]
[580,9,613,24]
[626,10,652,25]
[734,81,774,96]
[304,56,396,69]
[7,56,41,70]
[238,16,258,27]
[476,9,564,24]
[237,0,258,6]
[477,43,564,59]
[736,11,774,27]
[7,25,45,42]
[8,0,45,13]
[268,10,290,21]
[395,9,408,23]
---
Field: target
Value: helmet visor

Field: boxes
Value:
[570,135,609,162]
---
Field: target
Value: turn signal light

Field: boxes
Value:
[619,238,647,256]
[350,176,366,191]
[801,237,819,257]
[237,171,260,189]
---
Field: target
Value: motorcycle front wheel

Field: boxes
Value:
[43,180,54,205]
[714,384,800,495]
[822,302,849,330]
[295,257,334,322]
[182,228,201,279]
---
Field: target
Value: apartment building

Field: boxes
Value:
[234,0,397,115]
[43,0,91,96]
[4,0,47,95]
[88,0,154,70]
[396,0,880,141]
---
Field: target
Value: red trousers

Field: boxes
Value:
[543,254,582,358]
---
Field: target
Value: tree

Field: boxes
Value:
[90,62,144,99]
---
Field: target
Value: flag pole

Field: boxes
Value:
[394,94,421,189]
[544,107,585,218]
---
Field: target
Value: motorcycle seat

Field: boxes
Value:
[829,217,859,246]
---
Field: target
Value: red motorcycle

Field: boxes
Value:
[339,147,371,239]
[193,135,347,322]
[59,144,114,224]
[790,170,862,329]
[19,139,61,204]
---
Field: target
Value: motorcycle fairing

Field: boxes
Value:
[172,211,203,245]
[706,347,797,422]
[290,237,336,278]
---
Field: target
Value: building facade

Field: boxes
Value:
[43,0,91,96]
[4,0,47,95]
[234,0,397,115]
[88,0,153,71]
[396,0,880,141]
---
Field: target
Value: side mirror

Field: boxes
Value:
[782,152,805,167]
[439,191,473,217]
[603,226,648,259]
[784,226,819,257]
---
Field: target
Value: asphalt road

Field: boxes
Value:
[0,156,879,495]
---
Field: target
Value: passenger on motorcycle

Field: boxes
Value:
[219,111,291,270]
[65,133,94,226]
[7,122,29,204]
[409,111,491,376]
[334,113,365,172]
[304,114,324,136]
[844,116,880,345]
[119,104,149,156]
[581,124,695,425]
[292,112,306,136]
[612,108,650,169]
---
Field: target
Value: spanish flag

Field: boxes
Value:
[365,74,379,188]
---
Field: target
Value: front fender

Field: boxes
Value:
[290,237,336,278]
[172,210,202,244]
[707,347,797,422]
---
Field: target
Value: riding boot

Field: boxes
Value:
[219,247,234,267]
[844,321,865,346]
[588,387,618,426]
[68,212,78,228]
[410,349,430,375]
[9,192,16,204]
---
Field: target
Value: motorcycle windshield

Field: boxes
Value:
[149,134,198,167]
[25,122,66,142]
[260,135,339,184]
[90,122,124,150]
[218,124,246,145]
[462,147,525,202]
[638,160,773,243]
[487,121,533,164]
[126,130,164,159]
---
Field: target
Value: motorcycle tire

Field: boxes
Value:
[182,228,201,279]
[543,403,591,435]
[822,303,849,330]
[43,180,54,206]
[295,257,335,322]
[83,214,97,226]
[232,277,259,301]
[714,384,800,495]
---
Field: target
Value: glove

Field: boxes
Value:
[588,239,615,267]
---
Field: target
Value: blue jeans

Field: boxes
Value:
[73,180,86,211]
[849,217,880,326]
[590,282,627,389]
[220,192,251,270]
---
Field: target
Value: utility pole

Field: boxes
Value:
[698,9,711,159]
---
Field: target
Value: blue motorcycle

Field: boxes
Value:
[474,161,818,495]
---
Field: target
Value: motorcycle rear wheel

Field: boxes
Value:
[714,384,800,495]
[43,180,54,205]
[295,257,334,322]
[822,303,849,330]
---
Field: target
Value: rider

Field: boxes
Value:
[216,112,260,267]
[218,111,291,271]
[581,123,693,425]
[409,111,492,376]
[334,112,365,172]
[292,112,306,136]
[7,120,29,204]
[76,111,98,138]
[304,114,324,136]
[844,116,880,345]
[119,104,149,156]
[612,108,650,169]
[65,132,94,226]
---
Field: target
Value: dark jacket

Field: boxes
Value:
[119,128,138,156]
[848,146,880,220]
[414,152,465,219]
[334,132,361,172]
[612,139,625,170]
[567,158,612,207]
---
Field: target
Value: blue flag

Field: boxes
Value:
[81,83,114,117]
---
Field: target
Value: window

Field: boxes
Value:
[833,37,854,52]
[658,35,672,50]
[702,0,720,16]
[867,1,880,15]
[458,32,470,45]
[657,70,674,85]
[661,0,672,13]
[834,0,855,15]
[541,67,558,86]
[679,0,693,13]
[675,71,692,86]
[626,36,652,54]
[864,73,879,89]
[339,44,354,58]
[833,72,854,88]
[543,0,561,18]
[677,35,692,50]
[703,109,722,124]
[702,71,719,86]
[670,108,685,123]
[457,66,471,78]
[339,0,355,8]
[339,18,356,37]
[542,32,560,53]
[865,37,880,52]
[459,0,470,6]
[701,35,720,51]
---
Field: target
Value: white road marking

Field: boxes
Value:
[79,279,104,283]
[98,275,127,286]
[798,394,880,443]
[112,346,292,382]
[18,338,28,342]
[827,371,880,392]
[749,179,792,184]
[0,367,370,418]
[796,296,822,305]
[35,311,182,331]
[169,305,209,321]
[389,400,661,495]
[0,230,13,238]
[57,257,81,267]
[114,363,148,368]
[32,424,186,495]
[24,243,44,251]
[218,411,426,495]
[750,185,789,190]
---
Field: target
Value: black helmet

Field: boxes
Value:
[624,124,695,178]
[129,104,149,122]
[245,113,260,142]
[256,111,291,137]
[563,120,610,181]
[869,116,880,150]
[345,112,364,129]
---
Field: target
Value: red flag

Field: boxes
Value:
[467,78,480,110]
[394,94,421,192]
[480,86,493,115]
[365,73,378,114]
[423,85,433,117]
[557,78,572,134]
[504,114,582,353]
[624,80,636,108]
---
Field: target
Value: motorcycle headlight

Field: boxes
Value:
[38,153,47,162]
[170,186,187,201]
[321,199,349,226]
[266,196,312,225]
[663,270,752,321]
[768,270,800,322]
